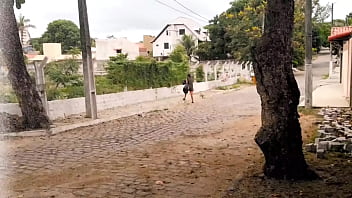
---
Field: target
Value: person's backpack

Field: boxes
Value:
[183,84,189,94]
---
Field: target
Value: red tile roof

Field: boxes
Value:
[329,26,352,41]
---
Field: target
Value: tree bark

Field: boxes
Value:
[0,0,50,129]
[252,0,316,180]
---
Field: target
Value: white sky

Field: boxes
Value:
[14,0,233,42]
[14,0,351,42]
[320,0,351,22]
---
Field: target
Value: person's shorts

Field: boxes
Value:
[188,86,194,92]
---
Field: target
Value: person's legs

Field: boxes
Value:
[190,91,194,103]
[183,93,187,100]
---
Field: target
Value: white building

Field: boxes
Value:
[19,27,31,47]
[152,17,209,59]
[96,38,140,61]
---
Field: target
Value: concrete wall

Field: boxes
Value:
[342,39,352,98]
[0,78,240,120]
[43,43,62,58]
[96,38,140,60]
[191,60,252,82]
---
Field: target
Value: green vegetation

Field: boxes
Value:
[45,59,82,88]
[195,66,205,82]
[35,20,81,53]
[322,74,329,79]
[179,35,196,58]
[107,47,189,90]
[195,0,331,68]
[216,79,253,90]
[297,107,320,116]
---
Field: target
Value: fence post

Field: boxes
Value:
[34,56,49,115]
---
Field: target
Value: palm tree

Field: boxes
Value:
[180,35,196,59]
[17,14,35,46]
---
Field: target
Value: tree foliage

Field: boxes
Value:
[179,35,196,58]
[41,20,81,53]
[196,0,265,62]
[197,0,331,67]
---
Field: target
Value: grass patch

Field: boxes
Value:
[298,106,319,116]
[322,74,329,79]
[216,79,253,90]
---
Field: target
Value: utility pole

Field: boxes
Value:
[305,0,313,109]
[78,0,97,119]
[331,3,334,27]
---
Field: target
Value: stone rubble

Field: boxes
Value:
[305,108,352,158]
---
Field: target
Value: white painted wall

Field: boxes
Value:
[0,78,241,120]
[342,39,352,98]
[96,38,139,60]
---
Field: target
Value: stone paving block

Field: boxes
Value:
[317,141,330,151]
[324,136,337,141]
[305,143,317,153]
[324,126,336,133]
[316,149,325,159]
[332,137,348,143]
[344,143,352,153]
[317,130,328,138]
[328,142,345,152]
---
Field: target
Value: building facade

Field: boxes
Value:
[152,17,209,59]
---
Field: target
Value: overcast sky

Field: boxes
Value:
[14,0,351,42]
[14,0,233,42]
[320,0,351,22]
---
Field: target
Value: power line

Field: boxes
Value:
[173,0,209,22]
[154,0,208,23]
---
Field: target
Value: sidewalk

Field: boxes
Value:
[299,67,349,108]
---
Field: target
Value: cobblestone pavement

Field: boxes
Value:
[2,86,261,198]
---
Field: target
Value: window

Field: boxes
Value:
[179,29,185,35]
[166,30,169,36]
[164,43,169,49]
[115,49,122,54]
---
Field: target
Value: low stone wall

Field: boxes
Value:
[0,78,239,120]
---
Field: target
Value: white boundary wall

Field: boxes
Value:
[0,77,246,120]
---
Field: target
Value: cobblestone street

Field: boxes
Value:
[2,86,261,198]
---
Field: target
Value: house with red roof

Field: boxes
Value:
[328,26,352,102]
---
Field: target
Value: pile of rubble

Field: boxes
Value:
[305,108,352,158]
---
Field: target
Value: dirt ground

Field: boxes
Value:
[9,113,348,198]
[224,113,352,198]
[8,115,262,198]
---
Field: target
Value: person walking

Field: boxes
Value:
[184,74,194,103]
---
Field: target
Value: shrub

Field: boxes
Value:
[196,65,205,82]
[95,76,123,94]
[45,59,82,88]
[106,54,189,90]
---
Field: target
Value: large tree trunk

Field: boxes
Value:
[0,0,50,129]
[252,0,316,180]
